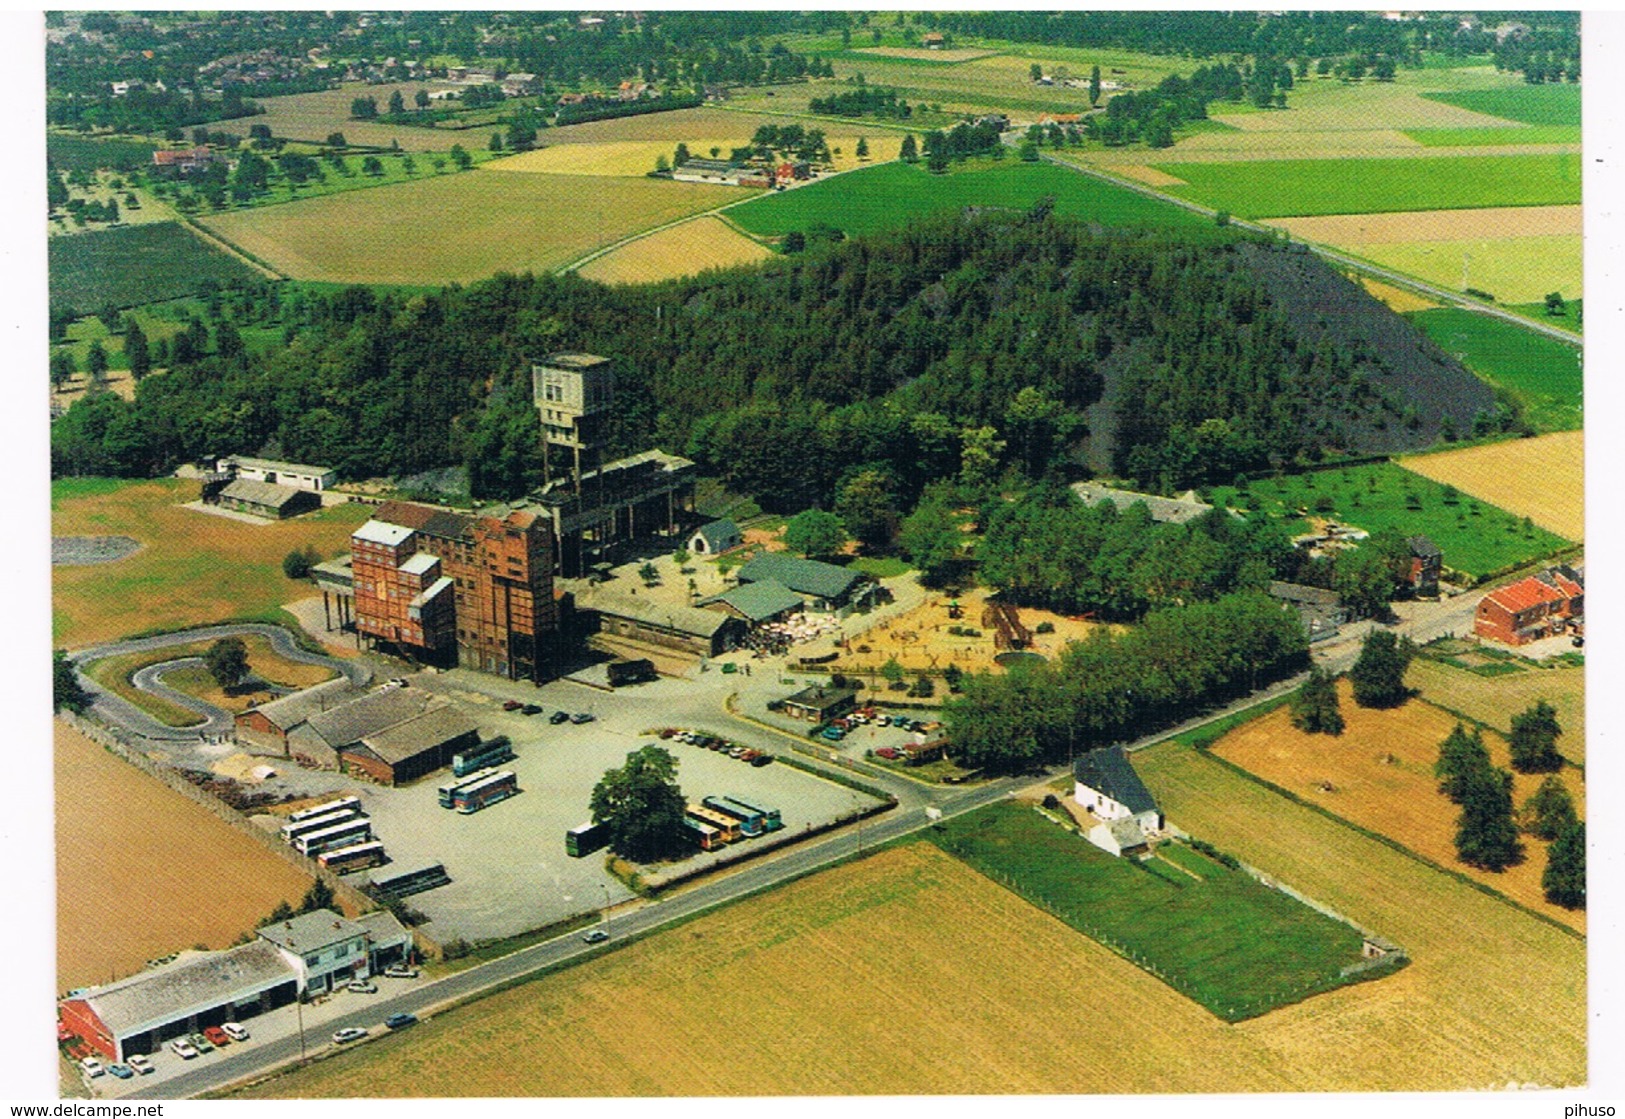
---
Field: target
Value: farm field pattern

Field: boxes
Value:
[1408,657,1585,765]
[55,721,316,991]
[1211,680,1584,931]
[576,215,773,284]
[1398,432,1584,542]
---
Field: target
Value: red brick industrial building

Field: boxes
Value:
[1473,566,1583,646]
[351,502,560,682]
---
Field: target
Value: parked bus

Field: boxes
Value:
[702,795,764,838]
[368,863,450,900]
[685,804,741,843]
[718,795,782,832]
[565,821,609,858]
[682,816,723,851]
[280,808,361,846]
[285,796,361,825]
[293,818,373,857]
[317,841,386,874]
[452,770,518,814]
[437,767,497,809]
[452,736,514,778]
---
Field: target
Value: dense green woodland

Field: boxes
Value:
[51,210,1492,509]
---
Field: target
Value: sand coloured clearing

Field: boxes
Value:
[1104,163,1187,187]
[1358,276,1439,313]
[1400,432,1583,541]
[55,720,315,990]
[1269,204,1580,244]
[1214,681,1583,932]
[490,136,903,177]
[1409,658,1585,764]
[577,215,773,284]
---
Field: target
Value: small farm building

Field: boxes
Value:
[217,455,337,493]
[214,479,321,519]
[235,677,364,756]
[734,553,874,613]
[1268,581,1347,642]
[336,703,481,786]
[688,519,743,556]
[1073,746,1161,856]
[779,684,859,723]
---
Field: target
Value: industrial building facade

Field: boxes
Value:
[351,502,560,682]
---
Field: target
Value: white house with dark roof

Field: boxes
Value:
[256,911,373,995]
[1073,746,1162,857]
[688,518,743,556]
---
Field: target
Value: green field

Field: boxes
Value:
[1403,124,1580,147]
[1211,462,1571,580]
[48,221,262,311]
[730,159,1208,239]
[47,133,158,174]
[1421,85,1582,127]
[1406,308,1583,432]
[1155,154,1582,218]
[928,801,1370,1021]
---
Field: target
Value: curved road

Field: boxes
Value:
[68,623,370,741]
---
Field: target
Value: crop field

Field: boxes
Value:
[200,82,472,151]
[1398,432,1584,542]
[82,633,338,727]
[1132,742,1585,1090]
[198,170,743,285]
[1404,308,1583,432]
[1409,654,1585,764]
[1268,204,1580,246]
[1211,680,1584,931]
[928,802,1369,1020]
[1352,235,1581,306]
[52,478,372,647]
[489,133,904,177]
[1153,154,1581,218]
[55,720,314,991]
[48,221,263,311]
[1403,125,1580,147]
[576,215,773,285]
[1421,85,1582,128]
[851,46,1001,62]
[1357,276,1439,314]
[47,132,158,174]
[1210,462,1571,580]
[539,107,808,145]
[729,159,1207,240]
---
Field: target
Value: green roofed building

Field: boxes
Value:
[733,553,875,614]
[701,578,804,624]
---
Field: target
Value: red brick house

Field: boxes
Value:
[1407,535,1442,596]
[1474,567,1584,645]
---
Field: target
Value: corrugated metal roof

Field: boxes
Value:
[244,677,363,731]
[82,942,292,1039]
[357,704,479,766]
[220,479,307,509]
[224,455,334,478]
[708,578,803,622]
[354,520,415,547]
[304,687,436,750]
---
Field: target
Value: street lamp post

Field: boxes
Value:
[601,883,611,936]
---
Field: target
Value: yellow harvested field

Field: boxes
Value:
[541,107,799,145]
[490,135,902,177]
[1104,163,1187,188]
[1212,681,1583,931]
[243,835,1583,1096]
[577,216,773,284]
[1358,276,1439,313]
[55,720,315,991]
[852,46,1002,62]
[1136,743,1585,1090]
[1410,658,1585,764]
[1268,204,1580,245]
[198,170,743,285]
[1343,235,1582,303]
[1400,432,1584,541]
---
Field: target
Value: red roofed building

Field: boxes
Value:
[1474,566,1584,645]
[151,147,215,175]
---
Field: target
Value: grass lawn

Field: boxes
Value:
[1420,85,1582,128]
[1154,154,1581,218]
[1410,651,1585,764]
[1507,297,1581,332]
[730,158,1208,240]
[929,801,1369,1021]
[1403,125,1580,147]
[1211,462,1571,580]
[848,555,912,579]
[52,477,372,647]
[48,221,264,312]
[1405,307,1582,432]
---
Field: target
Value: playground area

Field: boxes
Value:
[827,588,1119,677]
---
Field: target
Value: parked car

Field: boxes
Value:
[202,1025,231,1047]
[502,699,522,711]
[727,746,746,759]
[107,1063,134,1080]
[739,749,760,762]
[221,1022,249,1042]
[188,1032,214,1053]
[876,746,899,759]
[582,928,610,944]
[384,1013,418,1030]
[332,1027,368,1044]
[549,710,571,724]
[80,1058,105,1078]
[658,728,677,739]
[751,753,774,767]
[347,979,378,994]
[384,964,419,979]
[169,1039,198,1060]
[875,715,891,727]
[570,712,595,724]
[126,1055,154,1075]
[522,703,544,716]
[820,726,845,741]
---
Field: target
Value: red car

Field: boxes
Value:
[202,1026,231,1047]
[503,700,522,711]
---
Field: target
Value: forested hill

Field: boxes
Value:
[52,209,1496,510]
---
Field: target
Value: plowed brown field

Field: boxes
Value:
[1212,680,1583,931]
[55,721,313,991]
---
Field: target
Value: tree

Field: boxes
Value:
[653,154,670,175]
[489,132,504,152]
[1509,699,1563,773]
[1089,64,1102,106]
[782,230,806,254]
[298,877,336,914]
[1454,762,1523,871]
[1544,291,1566,316]
[350,96,378,120]
[443,145,470,174]
[282,546,319,580]
[125,317,150,380]
[855,136,869,160]
[782,509,847,558]
[639,562,659,585]
[899,133,917,163]
[590,745,687,862]
[1018,140,1040,162]
[85,340,109,388]
[362,156,384,177]
[1289,667,1343,735]
[325,131,347,148]
[204,636,250,690]
[881,657,905,685]
[1030,63,1043,82]
[1542,821,1585,908]
[927,150,949,174]
[50,349,76,390]
[673,142,691,166]
[1521,775,1577,841]
[415,88,431,110]
[1434,722,1491,803]
[900,485,962,587]
[1348,629,1412,708]
[401,154,416,176]
[53,650,91,714]
[835,467,900,552]
[388,90,406,115]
